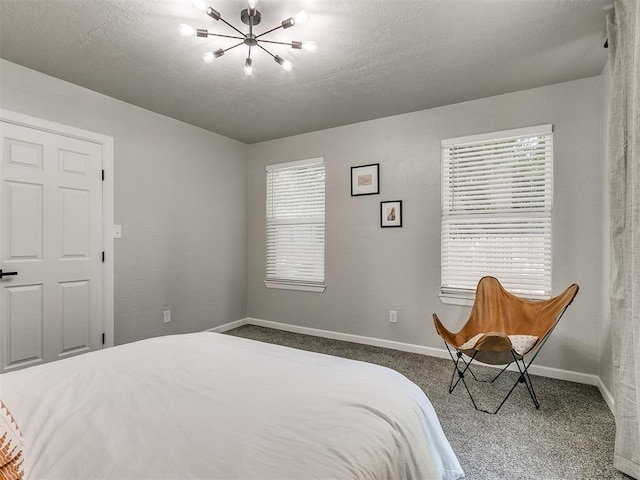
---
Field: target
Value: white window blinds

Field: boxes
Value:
[441,125,553,298]
[266,158,325,289]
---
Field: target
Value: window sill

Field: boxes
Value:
[438,293,475,307]
[264,281,326,293]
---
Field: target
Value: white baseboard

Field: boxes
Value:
[248,317,450,358]
[210,317,612,412]
[206,318,248,333]
[245,317,601,387]
[597,377,615,413]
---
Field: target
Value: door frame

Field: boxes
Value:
[0,109,115,348]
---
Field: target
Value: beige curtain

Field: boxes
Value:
[608,1,640,478]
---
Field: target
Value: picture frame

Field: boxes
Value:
[380,200,402,228]
[351,163,380,196]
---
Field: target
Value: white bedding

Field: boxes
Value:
[0,332,463,480]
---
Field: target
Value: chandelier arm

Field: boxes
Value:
[255,25,283,39]
[256,43,277,58]
[218,17,247,37]
[206,32,245,40]
[222,41,245,53]
[258,39,295,47]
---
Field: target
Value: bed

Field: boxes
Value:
[0,332,464,479]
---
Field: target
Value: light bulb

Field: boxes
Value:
[294,10,309,24]
[302,41,317,52]
[274,55,292,71]
[179,24,196,37]
[204,49,224,63]
[203,51,215,63]
[192,0,207,12]
[248,0,258,9]
[244,58,253,76]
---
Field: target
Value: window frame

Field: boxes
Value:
[439,125,553,305]
[264,157,326,293]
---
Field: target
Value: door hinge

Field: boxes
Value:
[102,251,105,263]
[102,169,105,181]
[102,333,105,345]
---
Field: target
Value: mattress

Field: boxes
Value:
[0,332,464,479]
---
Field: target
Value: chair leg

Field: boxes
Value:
[490,363,511,383]
[443,343,484,411]
[444,345,481,391]
[458,368,484,412]
[441,343,543,414]
[459,353,480,381]
[444,343,461,392]
[444,344,479,393]
[488,352,540,414]
[512,354,540,409]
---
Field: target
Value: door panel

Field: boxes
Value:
[6,181,43,259]
[60,280,90,356]
[6,284,43,368]
[60,187,90,258]
[6,138,43,170]
[1,121,103,372]
[59,149,90,176]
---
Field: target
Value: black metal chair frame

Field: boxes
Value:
[442,304,570,415]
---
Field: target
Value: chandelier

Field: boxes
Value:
[180,0,317,75]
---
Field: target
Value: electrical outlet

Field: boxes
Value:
[163,309,171,323]
[389,310,398,323]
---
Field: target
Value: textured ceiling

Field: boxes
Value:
[0,0,610,144]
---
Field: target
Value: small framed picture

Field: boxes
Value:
[351,163,380,196]
[381,200,402,228]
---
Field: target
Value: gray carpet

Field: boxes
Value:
[226,325,630,480]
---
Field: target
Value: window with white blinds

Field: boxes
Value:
[265,158,325,292]
[441,125,553,299]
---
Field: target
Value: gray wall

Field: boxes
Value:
[248,77,604,375]
[0,59,248,345]
[1,58,608,378]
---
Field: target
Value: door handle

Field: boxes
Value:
[0,269,18,279]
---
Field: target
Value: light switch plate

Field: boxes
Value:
[113,225,122,239]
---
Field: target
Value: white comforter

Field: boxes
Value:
[0,332,463,480]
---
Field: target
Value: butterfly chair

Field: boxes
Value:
[433,276,579,414]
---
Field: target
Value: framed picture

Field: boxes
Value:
[381,200,402,228]
[351,163,379,196]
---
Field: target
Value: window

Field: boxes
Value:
[265,158,326,292]
[440,125,553,301]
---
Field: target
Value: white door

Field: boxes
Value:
[0,121,104,372]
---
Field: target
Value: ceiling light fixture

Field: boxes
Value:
[180,0,317,76]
